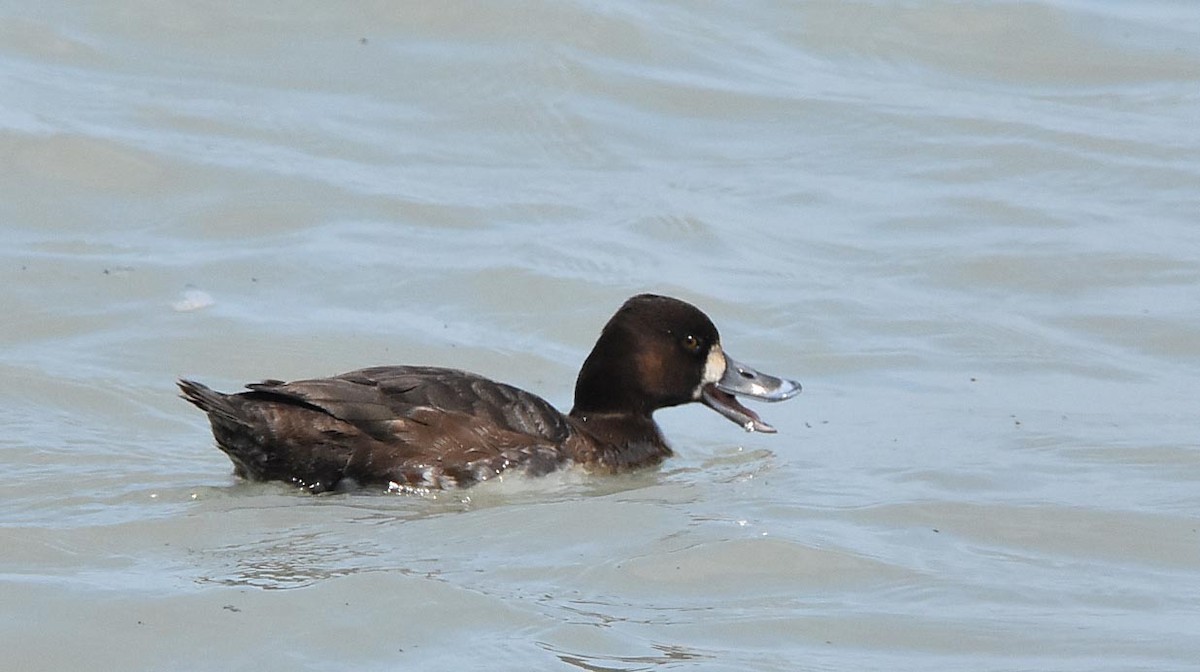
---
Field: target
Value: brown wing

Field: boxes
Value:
[247,366,571,442]
[241,366,573,488]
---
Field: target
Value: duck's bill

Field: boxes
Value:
[701,356,802,433]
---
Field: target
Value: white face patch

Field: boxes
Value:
[695,342,727,398]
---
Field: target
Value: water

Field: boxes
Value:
[3,1,1200,670]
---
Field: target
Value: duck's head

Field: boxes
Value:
[571,294,801,432]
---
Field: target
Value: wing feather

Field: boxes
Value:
[244,366,571,448]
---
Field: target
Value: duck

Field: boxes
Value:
[178,293,802,493]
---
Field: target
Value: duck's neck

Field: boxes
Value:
[565,410,673,472]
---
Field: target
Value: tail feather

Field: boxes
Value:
[177,379,248,427]
[179,378,269,481]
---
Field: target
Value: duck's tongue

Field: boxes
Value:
[700,355,803,433]
[701,384,775,433]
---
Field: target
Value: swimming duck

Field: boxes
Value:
[179,294,801,492]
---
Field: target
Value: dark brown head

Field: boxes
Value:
[570,294,801,432]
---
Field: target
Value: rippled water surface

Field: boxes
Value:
[3,2,1200,670]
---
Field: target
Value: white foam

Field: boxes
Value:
[172,288,215,312]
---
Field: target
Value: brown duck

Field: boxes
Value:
[179,294,801,492]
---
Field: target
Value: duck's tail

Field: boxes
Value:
[177,379,248,427]
[179,378,273,481]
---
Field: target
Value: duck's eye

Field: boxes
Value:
[681,334,702,354]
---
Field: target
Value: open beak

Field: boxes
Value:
[700,355,802,433]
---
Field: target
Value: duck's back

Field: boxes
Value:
[179,366,575,492]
